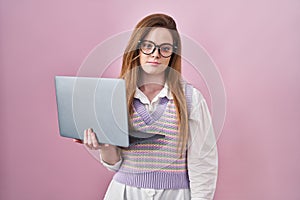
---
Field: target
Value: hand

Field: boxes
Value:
[73,128,120,164]
[82,128,102,150]
[79,128,117,151]
[71,128,103,150]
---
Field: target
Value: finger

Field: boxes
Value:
[87,128,93,149]
[100,143,113,149]
[84,129,92,149]
[83,129,88,144]
[73,139,83,144]
[91,132,100,149]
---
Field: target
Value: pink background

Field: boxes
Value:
[1,0,300,199]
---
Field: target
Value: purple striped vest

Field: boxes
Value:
[113,84,193,189]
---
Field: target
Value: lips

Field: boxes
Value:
[147,61,161,65]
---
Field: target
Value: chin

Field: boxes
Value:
[141,65,166,75]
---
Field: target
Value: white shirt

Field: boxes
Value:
[101,84,218,200]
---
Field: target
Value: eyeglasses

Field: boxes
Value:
[138,40,177,58]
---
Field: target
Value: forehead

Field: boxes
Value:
[143,28,173,44]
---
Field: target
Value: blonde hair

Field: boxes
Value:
[119,13,188,156]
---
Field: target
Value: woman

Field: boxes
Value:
[77,13,218,200]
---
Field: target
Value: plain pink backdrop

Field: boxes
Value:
[1,0,300,199]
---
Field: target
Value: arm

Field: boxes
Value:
[99,146,123,172]
[187,89,218,200]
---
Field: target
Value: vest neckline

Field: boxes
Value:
[133,97,169,125]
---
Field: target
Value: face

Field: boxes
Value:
[139,28,174,76]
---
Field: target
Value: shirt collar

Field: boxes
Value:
[134,82,173,104]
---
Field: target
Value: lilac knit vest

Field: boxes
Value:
[113,84,193,189]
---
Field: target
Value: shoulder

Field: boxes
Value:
[192,87,205,103]
[184,83,205,104]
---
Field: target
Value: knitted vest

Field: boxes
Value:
[113,84,193,189]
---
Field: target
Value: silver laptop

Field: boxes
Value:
[54,76,164,147]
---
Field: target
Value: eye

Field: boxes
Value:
[142,42,154,50]
[161,45,172,52]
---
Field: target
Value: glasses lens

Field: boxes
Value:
[140,41,154,55]
[160,44,173,57]
[140,41,174,57]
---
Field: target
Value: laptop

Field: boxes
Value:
[54,76,164,147]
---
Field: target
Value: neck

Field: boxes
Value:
[138,71,166,101]
[138,71,165,90]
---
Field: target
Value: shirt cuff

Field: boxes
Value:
[100,154,123,172]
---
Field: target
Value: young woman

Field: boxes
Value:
[77,13,218,200]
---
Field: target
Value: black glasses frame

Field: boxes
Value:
[138,40,177,58]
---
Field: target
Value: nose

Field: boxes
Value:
[151,47,160,58]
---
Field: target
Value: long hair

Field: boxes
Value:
[119,13,188,156]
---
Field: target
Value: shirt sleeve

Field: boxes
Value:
[187,88,218,200]
[99,153,123,172]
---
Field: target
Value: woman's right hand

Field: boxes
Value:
[82,128,102,150]
[73,128,121,165]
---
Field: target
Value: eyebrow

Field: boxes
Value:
[142,40,174,45]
